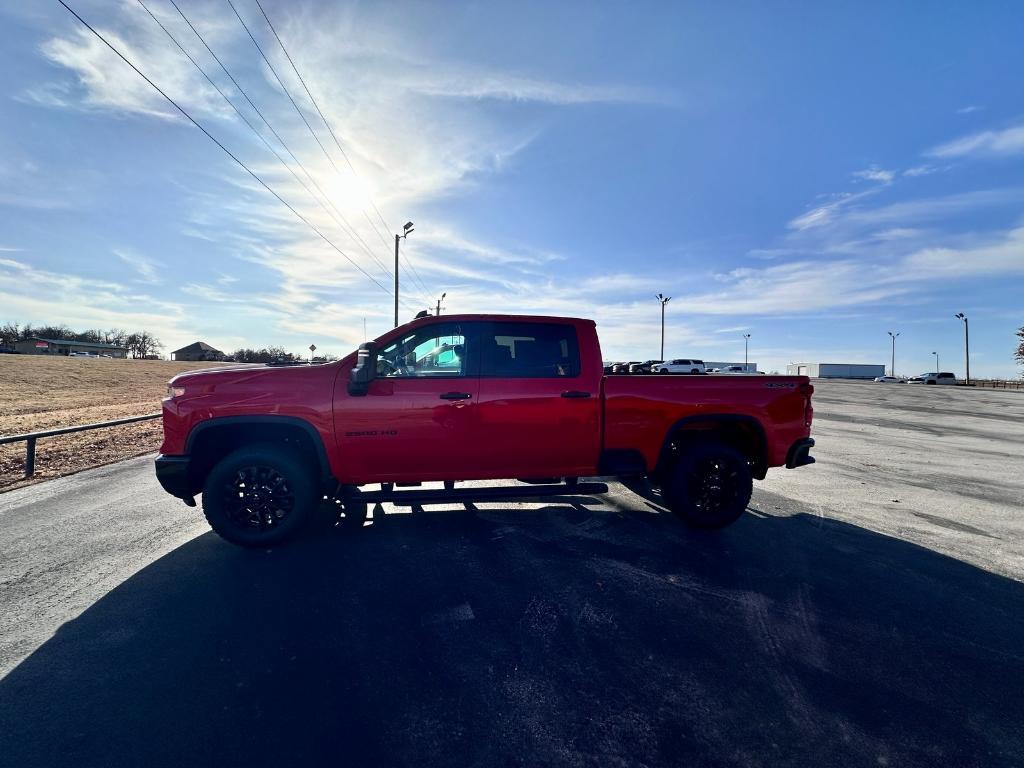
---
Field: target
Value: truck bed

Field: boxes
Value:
[602,374,813,470]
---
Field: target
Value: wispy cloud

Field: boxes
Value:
[956,105,983,115]
[0,256,197,348]
[36,24,228,121]
[399,70,672,107]
[901,226,1024,278]
[115,248,160,284]
[788,188,878,231]
[928,122,1024,158]
[852,166,895,184]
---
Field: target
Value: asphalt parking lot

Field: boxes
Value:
[0,380,1022,767]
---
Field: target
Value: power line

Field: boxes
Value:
[398,238,432,307]
[224,0,405,288]
[163,0,400,287]
[136,0,393,286]
[56,0,395,297]
[252,0,434,300]
[254,0,392,243]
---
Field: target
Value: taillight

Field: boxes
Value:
[166,385,185,399]
[800,382,814,426]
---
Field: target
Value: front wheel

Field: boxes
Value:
[658,368,668,374]
[663,443,752,529]
[202,444,318,547]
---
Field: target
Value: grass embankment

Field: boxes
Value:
[0,356,234,491]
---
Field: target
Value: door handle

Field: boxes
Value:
[561,390,591,398]
[439,391,472,400]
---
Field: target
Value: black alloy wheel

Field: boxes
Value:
[202,445,317,547]
[223,465,296,532]
[665,442,752,529]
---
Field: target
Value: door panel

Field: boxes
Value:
[475,322,601,477]
[336,321,481,482]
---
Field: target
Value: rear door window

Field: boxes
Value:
[481,322,580,378]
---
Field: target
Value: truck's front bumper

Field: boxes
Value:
[785,438,816,469]
[155,455,196,506]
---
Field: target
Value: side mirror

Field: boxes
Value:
[348,342,377,396]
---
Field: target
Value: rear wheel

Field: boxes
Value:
[663,442,752,529]
[202,444,318,547]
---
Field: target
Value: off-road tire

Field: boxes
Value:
[202,444,318,547]
[664,442,752,529]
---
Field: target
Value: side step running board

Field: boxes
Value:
[347,481,609,507]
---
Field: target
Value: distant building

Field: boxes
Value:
[12,337,128,358]
[172,341,224,362]
[786,362,885,379]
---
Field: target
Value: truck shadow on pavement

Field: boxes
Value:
[2,491,1023,768]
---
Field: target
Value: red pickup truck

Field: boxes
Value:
[156,314,814,546]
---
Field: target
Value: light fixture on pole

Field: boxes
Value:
[656,294,671,360]
[394,221,414,327]
[435,292,447,316]
[954,313,970,385]
[743,333,751,369]
[888,331,900,377]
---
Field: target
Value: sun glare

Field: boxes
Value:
[324,172,374,216]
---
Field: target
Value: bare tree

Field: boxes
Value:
[1016,326,1024,369]
[0,322,18,346]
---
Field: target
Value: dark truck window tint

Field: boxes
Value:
[482,322,580,378]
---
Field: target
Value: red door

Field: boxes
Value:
[474,321,601,478]
[336,322,481,482]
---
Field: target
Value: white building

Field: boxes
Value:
[786,362,885,379]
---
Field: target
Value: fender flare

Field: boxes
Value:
[185,415,333,482]
[657,414,768,478]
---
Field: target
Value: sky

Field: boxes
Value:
[1,0,1022,377]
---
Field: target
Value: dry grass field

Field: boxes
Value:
[0,356,236,491]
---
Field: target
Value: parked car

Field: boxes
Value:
[156,313,816,547]
[613,361,640,374]
[872,376,904,383]
[603,362,622,374]
[652,359,706,375]
[906,372,957,385]
[715,365,753,375]
[628,360,663,374]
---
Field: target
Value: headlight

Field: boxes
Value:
[167,385,185,398]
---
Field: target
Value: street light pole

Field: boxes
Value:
[394,221,414,327]
[743,333,751,369]
[888,331,900,377]
[436,291,446,316]
[655,294,671,360]
[955,313,970,385]
[933,351,939,372]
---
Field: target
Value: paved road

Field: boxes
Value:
[2,382,1023,767]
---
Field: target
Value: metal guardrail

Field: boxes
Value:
[0,413,161,478]
[970,380,1024,390]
